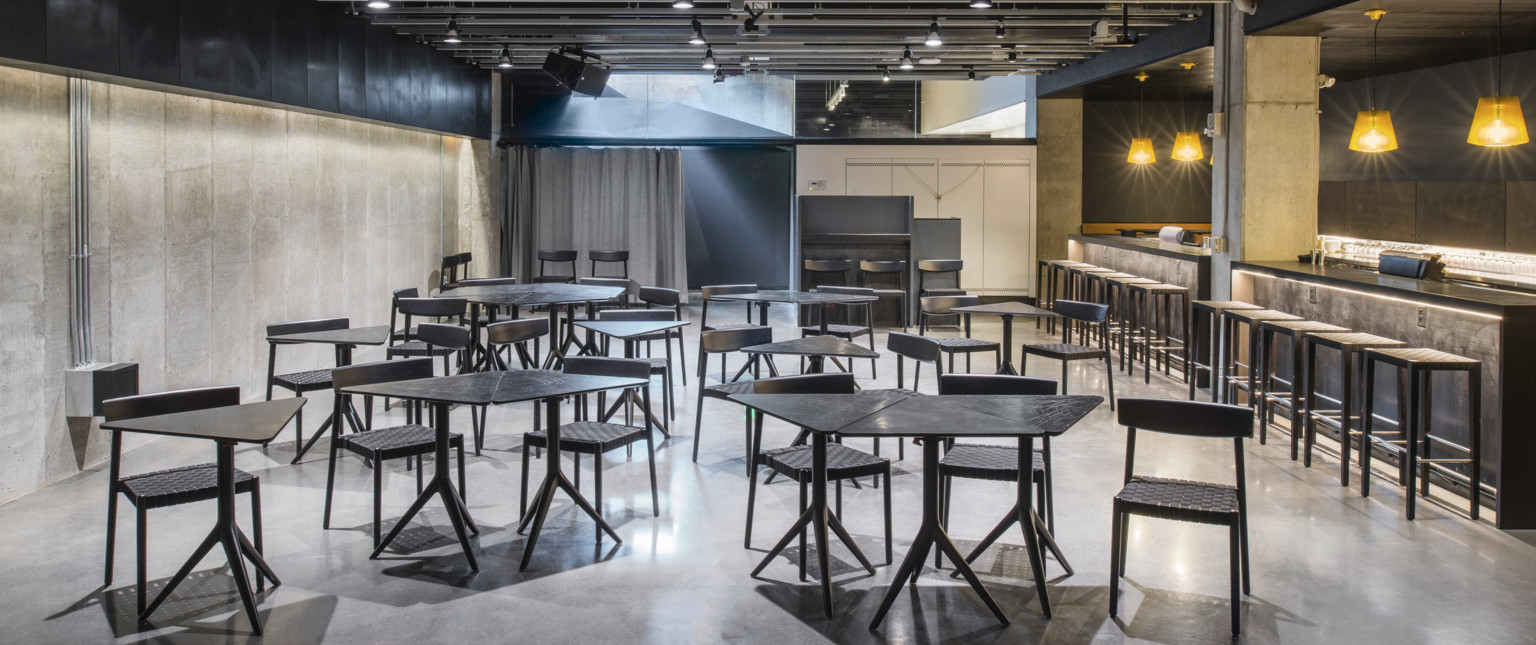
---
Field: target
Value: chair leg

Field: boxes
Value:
[104,490,118,585]
[692,388,707,463]
[1240,509,1252,594]
[594,452,604,542]
[250,486,265,592]
[373,456,383,547]
[520,442,531,518]
[458,443,467,503]
[883,469,893,565]
[1229,521,1242,636]
[798,481,809,582]
[323,437,340,529]
[136,506,147,615]
[1105,352,1117,411]
[745,463,760,549]
[1109,503,1123,617]
[647,434,660,516]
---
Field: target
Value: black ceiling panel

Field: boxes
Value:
[0,0,47,63]
[227,0,271,101]
[270,0,308,107]
[337,15,366,117]
[118,0,177,86]
[47,0,120,75]
[306,3,340,113]
[178,0,229,94]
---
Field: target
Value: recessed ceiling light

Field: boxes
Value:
[367,0,390,8]
[971,0,993,7]
[673,0,694,8]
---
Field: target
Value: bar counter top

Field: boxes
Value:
[1233,261,1536,314]
[1070,233,1212,260]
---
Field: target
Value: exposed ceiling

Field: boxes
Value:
[317,1,1223,79]
[1078,45,1212,100]
[1254,0,1536,82]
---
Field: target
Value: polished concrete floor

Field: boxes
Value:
[5,305,1536,644]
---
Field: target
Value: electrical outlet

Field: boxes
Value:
[1308,286,1317,304]
[1417,307,1427,328]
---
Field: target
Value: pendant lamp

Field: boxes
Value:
[1172,62,1205,161]
[1469,0,1529,147]
[1349,10,1399,152]
[1127,72,1156,164]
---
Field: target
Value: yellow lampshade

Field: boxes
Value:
[1126,137,1156,164]
[1468,95,1530,147]
[1172,132,1204,161]
[1348,109,1399,153]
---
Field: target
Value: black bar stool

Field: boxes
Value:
[590,250,630,278]
[1302,331,1406,486]
[1218,309,1302,407]
[1188,301,1263,402]
[534,250,578,284]
[859,260,909,329]
[1035,259,1090,333]
[1256,319,1351,457]
[1081,272,1137,345]
[1103,276,1158,371]
[1127,283,1190,384]
[1361,348,1482,520]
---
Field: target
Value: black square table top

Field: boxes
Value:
[731,392,1100,439]
[742,335,881,359]
[575,320,691,339]
[339,370,649,406]
[951,301,1059,318]
[266,325,391,346]
[437,283,627,307]
[713,290,878,305]
[100,398,307,445]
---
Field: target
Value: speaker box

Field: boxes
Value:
[542,51,611,97]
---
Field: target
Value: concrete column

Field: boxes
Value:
[1212,10,1320,297]
[1035,97,1083,261]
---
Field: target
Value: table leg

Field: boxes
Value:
[998,316,1018,375]
[1017,435,1052,616]
[140,441,280,634]
[290,345,363,464]
[807,356,826,374]
[369,402,479,571]
[871,438,1008,629]
[517,397,622,571]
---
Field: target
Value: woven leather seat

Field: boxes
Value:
[702,380,755,400]
[1116,476,1240,523]
[338,424,463,461]
[703,322,763,332]
[120,464,259,510]
[799,323,872,337]
[938,444,1045,483]
[387,340,455,358]
[933,336,998,351]
[1026,343,1107,359]
[761,443,889,482]
[271,368,333,393]
[526,421,649,453]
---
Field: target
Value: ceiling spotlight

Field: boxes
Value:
[497,47,512,68]
[1007,49,1018,63]
[673,0,694,8]
[689,18,706,45]
[366,0,390,8]
[899,47,915,69]
[442,19,462,43]
[714,68,725,83]
[702,47,717,69]
[882,67,891,82]
[971,0,993,7]
[925,20,943,47]
[967,68,976,81]
[996,22,1006,38]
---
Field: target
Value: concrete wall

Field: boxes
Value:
[1035,98,1083,260]
[0,65,495,504]
[1237,36,1320,262]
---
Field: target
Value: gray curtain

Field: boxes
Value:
[508,146,687,300]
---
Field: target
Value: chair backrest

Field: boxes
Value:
[700,326,772,353]
[417,322,471,351]
[1117,398,1254,439]
[267,317,348,341]
[887,332,940,364]
[1054,299,1108,324]
[939,374,1057,395]
[599,309,673,322]
[487,318,550,345]
[538,250,578,262]
[393,287,419,301]
[579,276,631,289]
[104,386,240,423]
[562,356,651,380]
[860,260,907,274]
[804,259,853,273]
[397,297,467,318]
[701,284,757,299]
[639,286,680,309]
[750,372,856,395]
[917,259,963,273]
[457,252,473,265]
[818,285,874,297]
[331,357,434,391]
[589,250,629,263]
[456,277,518,287]
[921,295,979,315]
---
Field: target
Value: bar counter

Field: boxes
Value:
[1067,234,1212,299]
[1232,260,1536,529]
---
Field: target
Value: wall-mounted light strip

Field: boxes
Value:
[1233,270,1505,320]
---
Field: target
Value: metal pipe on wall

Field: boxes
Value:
[68,76,94,368]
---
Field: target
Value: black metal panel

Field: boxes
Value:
[408,42,430,130]
[0,0,47,62]
[178,0,227,94]
[390,35,410,126]
[1344,181,1416,242]
[336,16,365,117]
[269,0,307,107]
[227,0,271,101]
[1416,181,1507,250]
[428,52,449,133]
[1507,182,1536,254]
[1317,181,1347,236]
[1244,0,1358,35]
[305,4,339,114]
[47,0,119,75]
[682,146,795,290]
[117,0,176,86]
[363,22,393,123]
[1037,13,1212,99]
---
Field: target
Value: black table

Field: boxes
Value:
[341,370,648,571]
[100,398,306,635]
[576,319,691,430]
[713,290,879,336]
[951,302,1058,376]
[437,283,627,371]
[731,392,1100,627]
[265,325,390,463]
[742,335,880,375]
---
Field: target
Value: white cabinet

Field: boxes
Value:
[891,159,939,219]
[983,160,1032,292]
[844,159,891,195]
[938,160,986,291]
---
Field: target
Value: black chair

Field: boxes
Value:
[387,298,466,372]
[103,386,263,614]
[693,327,779,466]
[803,259,852,290]
[639,286,689,386]
[742,373,893,570]
[265,317,347,450]
[450,277,520,326]
[869,332,945,462]
[596,309,677,432]
[916,259,965,298]
[534,250,579,284]
[440,252,473,290]
[936,374,1069,571]
[590,250,630,278]
[859,260,909,329]
[578,276,633,310]
[388,287,421,344]
[520,357,660,533]
[700,284,762,332]
[415,323,489,454]
[801,285,878,378]
[1023,299,1116,411]
[1111,397,1254,637]
[918,295,1001,373]
[486,317,549,372]
[323,358,468,547]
